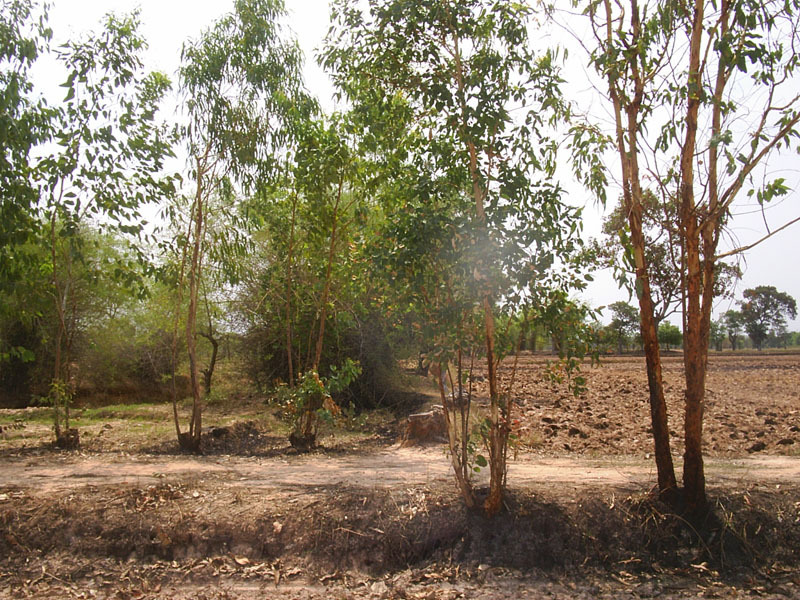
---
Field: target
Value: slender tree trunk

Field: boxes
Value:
[466,131,506,515]
[678,0,708,512]
[185,155,206,452]
[449,4,508,513]
[632,222,678,500]
[293,174,345,447]
[467,138,505,514]
[682,232,708,511]
[200,331,219,396]
[436,362,476,510]
[48,211,80,448]
[170,214,191,443]
[313,174,344,372]
[50,213,69,440]
[601,0,678,501]
[285,191,298,386]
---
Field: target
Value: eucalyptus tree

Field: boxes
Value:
[284,114,368,448]
[324,0,587,515]
[576,0,800,511]
[175,0,309,452]
[0,0,53,402]
[234,110,382,448]
[31,11,176,446]
[0,0,52,290]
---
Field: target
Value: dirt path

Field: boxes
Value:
[1,447,798,496]
[2,447,799,600]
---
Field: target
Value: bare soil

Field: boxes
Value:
[478,352,800,458]
[1,353,799,599]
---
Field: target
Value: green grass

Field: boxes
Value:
[0,401,180,433]
[0,407,53,425]
[75,403,172,423]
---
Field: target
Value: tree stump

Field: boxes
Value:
[55,428,80,450]
[289,430,317,451]
[178,431,202,454]
[401,406,447,447]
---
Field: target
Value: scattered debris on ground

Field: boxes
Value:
[1,354,799,598]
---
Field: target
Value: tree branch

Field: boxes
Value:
[715,215,800,260]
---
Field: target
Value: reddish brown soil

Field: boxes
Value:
[0,353,799,599]
[478,352,800,458]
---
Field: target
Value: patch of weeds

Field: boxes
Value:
[517,429,544,451]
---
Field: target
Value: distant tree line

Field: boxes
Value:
[599,286,798,354]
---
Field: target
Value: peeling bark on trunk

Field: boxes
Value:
[678,0,708,512]
[601,0,678,501]
[629,200,677,499]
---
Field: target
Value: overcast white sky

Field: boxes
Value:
[40,0,800,329]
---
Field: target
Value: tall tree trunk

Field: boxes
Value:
[682,236,708,511]
[285,191,298,386]
[678,0,708,512]
[313,174,344,372]
[465,133,506,515]
[467,136,505,516]
[602,0,678,500]
[184,155,206,452]
[47,211,80,449]
[453,13,508,513]
[50,213,69,441]
[170,211,191,443]
[292,174,345,448]
[200,331,219,396]
[631,218,678,500]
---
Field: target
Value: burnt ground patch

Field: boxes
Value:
[1,479,798,598]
